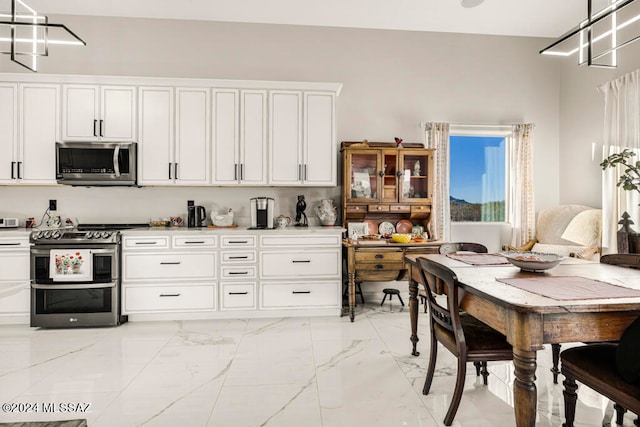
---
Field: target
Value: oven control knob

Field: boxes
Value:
[34,231,43,240]
[104,231,112,238]
[43,231,52,239]
[52,230,61,239]
[97,231,106,238]
[86,231,93,239]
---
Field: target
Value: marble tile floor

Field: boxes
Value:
[0,301,636,427]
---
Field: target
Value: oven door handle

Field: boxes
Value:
[31,282,117,290]
[31,247,117,256]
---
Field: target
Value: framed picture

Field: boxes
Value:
[347,222,367,240]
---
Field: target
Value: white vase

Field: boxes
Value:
[316,199,337,226]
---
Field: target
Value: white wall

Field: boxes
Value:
[1,16,562,242]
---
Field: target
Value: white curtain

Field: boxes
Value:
[599,69,640,253]
[507,124,536,247]
[424,122,450,242]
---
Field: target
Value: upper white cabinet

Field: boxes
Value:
[268,90,336,186]
[211,89,267,185]
[62,84,136,141]
[138,87,210,185]
[1,83,59,184]
[175,88,210,185]
[137,86,175,185]
[18,84,60,184]
[0,83,18,184]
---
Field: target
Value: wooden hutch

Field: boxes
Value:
[341,141,442,321]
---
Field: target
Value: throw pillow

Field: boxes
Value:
[561,209,602,248]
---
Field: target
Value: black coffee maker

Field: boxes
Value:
[187,200,207,227]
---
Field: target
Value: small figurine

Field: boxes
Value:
[295,195,308,227]
[395,137,403,148]
[414,160,421,176]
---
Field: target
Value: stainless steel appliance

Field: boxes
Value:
[55,141,137,186]
[0,218,18,228]
[249,197,275,229]
[196,205,207,227]
[29,224,144,328]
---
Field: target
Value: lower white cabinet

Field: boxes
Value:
[0,234,30,322]
[125,285,215,312]
[122,233,217,314]
[121,229,342,318]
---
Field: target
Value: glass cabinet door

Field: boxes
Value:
[398,150,431,203]
[346,150,380,202]
[381,150,398,202]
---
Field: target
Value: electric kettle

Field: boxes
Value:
[196,205,207,227]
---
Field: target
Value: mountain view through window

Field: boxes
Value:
[449,135,506,222]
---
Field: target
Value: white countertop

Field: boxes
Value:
[120,225,345,236]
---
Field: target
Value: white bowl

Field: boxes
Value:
[500,251,564,272]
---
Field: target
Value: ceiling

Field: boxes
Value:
[24,0,588,38]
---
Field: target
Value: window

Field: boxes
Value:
[449,128,509,222]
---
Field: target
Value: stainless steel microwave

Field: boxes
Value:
[56,141,137,186]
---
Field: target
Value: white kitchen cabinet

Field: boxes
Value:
[175,88,210,185]
[259,234,341,310]
[219,235,257,310]
[268,90,336,186]
[0,83,18,184]
[121,233,217,314]
[62,84,136,141]
[211,89,267,185]
[137,86,175,185]
[138,87,210,185]
[18,83,60,184]
[0,235,30,323]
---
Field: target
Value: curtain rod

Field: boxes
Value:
[419,122,515,129]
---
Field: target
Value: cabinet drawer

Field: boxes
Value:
[0,282,30,315]
[346,205,367,214]
[173,235,217,248]
[356,262,405,271]
[221,265,256,279]
[0,254,29,281]
[261,281,340,308]
[0,237,29,250]
[411,205,431,214]
[220,235,256,248]
[124,285,215,312]
[124,253,216,280]
[123,236,170,250]
[355,250,404,263]
[260,235,340,248]
[368,204,389,213]
[220,283,256,310]
[390,205,411,213]
[221,250,256,263]
[260,250,340,279]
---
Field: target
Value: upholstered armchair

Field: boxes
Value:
[503,204,602,261]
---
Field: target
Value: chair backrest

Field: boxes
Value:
[439,242,488,254]
[600,254,640,269]
[417,256,466,352]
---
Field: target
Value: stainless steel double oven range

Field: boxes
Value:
[30,224,144,328]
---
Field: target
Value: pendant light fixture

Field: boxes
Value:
[0,0,85,72]
[540,0,640,67]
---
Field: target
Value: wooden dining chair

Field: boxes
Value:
[550,253,640,384]
[417,242,488,313]
[561,317,640,426]
[417,256,513,426]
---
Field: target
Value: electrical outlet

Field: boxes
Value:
[49,200,57,211]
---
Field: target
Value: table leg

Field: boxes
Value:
[513,347,537,427]
[348,272,355,322]
[409,276,420,356]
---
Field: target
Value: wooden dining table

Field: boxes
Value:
[404,253,640,427]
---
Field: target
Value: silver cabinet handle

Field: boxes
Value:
[229,291,249,295]
[304,164,307,181]
[168,162,172,179]
[135,241,157,245]
[292,291,311,294]
[234,163,238,180]
[99,119,104,137]
[229,256,248,259]
[174,163,178,180]
[0,243,21,246]
[10,161,15,179]
[17,162,21,179]
[240,163,244,180]
[160,261,181,265]
[292,260,311,263]
[184,241,205,244]
[229,271,248,275]
[160,293,180,297]
[298,164,302,181]
[93,119,98,137]
[228,240,248,244]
